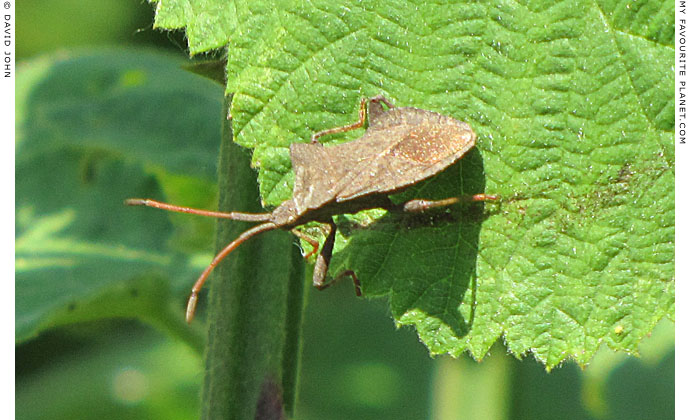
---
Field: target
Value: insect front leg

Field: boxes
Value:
[312,218,362,296]
[310,95,395,144]
[291,228,320,259]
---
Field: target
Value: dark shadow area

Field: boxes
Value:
[607,349,674,420]
[331,146,493,338]
[509,346,674,420]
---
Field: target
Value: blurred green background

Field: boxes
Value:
[15,1,674,419]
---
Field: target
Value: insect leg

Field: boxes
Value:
[125,198,272,222]
[312,218,362,296]
[310,95,396,143]
[312,219,336,288]
[400,194,500,213]
[460,193,500,202]
[310,98,368,143]
[322,270,361,296]
[291,228,320,259]
[369,94,395,109]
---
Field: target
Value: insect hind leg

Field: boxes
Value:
[400,194,500,213]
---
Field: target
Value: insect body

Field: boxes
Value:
[127,95,496,322]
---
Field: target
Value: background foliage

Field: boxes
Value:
[16,0,674,419]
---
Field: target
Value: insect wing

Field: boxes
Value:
[290,142,353,214]
[334,108,476,200]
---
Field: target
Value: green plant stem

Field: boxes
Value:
[201,96,305,419]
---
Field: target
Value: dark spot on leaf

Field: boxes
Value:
[78,152,109,185]
[616,163,632,184]
[79,157,98,184]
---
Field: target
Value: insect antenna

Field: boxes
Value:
[185,221,278,323]
[125,198,273,222]
[125,198,279,322]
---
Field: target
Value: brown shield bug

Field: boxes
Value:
[127,95,497,322]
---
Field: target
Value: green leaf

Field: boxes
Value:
[16,49,224,345]
[153,0,673,368]
[17,326,202,419]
